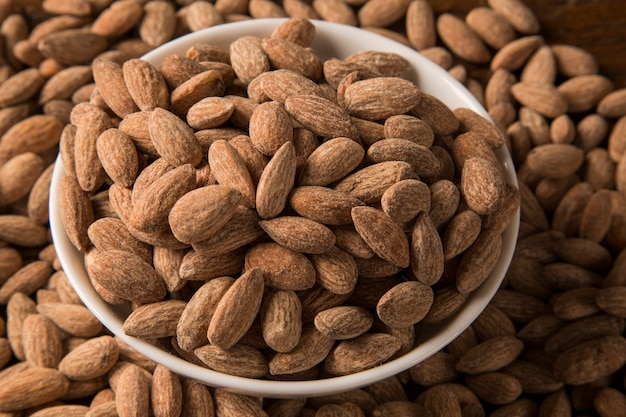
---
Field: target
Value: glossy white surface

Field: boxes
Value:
[49,18,519,398]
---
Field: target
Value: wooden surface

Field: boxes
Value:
[432,0,626,89]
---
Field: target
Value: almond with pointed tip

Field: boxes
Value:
[169,185,241,244]
[207,268,265,349]
[351,206,410,268]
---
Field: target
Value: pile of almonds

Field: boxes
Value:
[54,15,519,381]
[1,0,626,416]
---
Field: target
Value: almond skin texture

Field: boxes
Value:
[260,216,335,254]
[314,306,373,340]
[148,107,203,167]
[85,249,166,304]
[168,185,241,244]
[245,242,316,291]
[207,268,265,349]
[299,137,365,186]
[284,94,359,140]
[289,186,365,225]
[351,206,410,268]
[377,281,434,329]
[324,333,402,376]
[0,368,70,412]
[461,157,506,216]
[57,335,119,381]
[256,141,297,219]
[343,77,421,121]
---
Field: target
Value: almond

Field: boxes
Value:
[207,268,265,349]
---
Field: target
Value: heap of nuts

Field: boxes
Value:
[2,0,626,416]
[56,16,518,379]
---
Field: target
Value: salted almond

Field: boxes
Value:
[443,210,482,260]
[0,114,64,165]
[213,389,267,417]
[187,97,235,130]
[192,205,264,255]
[254,141,297,218]
[343,77,421,121]
[367,138,439,178]
[0,367,70,412]
[96,128,139,188]
[21,314,63,369]
[409,93,458,137]
[357,0,409,27]
[268,326,335,375]
[229,36,270,84]
[300,137,364,186]
[124,300,187,339]
[245,242,316,291]
[284,94,359,140]
[324,333,401,376]
[261,289,302,353]
[260,216,335,254]
[456,229,503,294]
[122,58,169,111]
[149,107,203,167]
[289,186,365,225]
[352,206,409,268]
[510,82,568,119]
[92,56,139,118]
[85,249,166,304]
[58,175,94,252]
[262,37,323,80]
[159,54,207,89]
[169,69,225,117]
[525,143,584,179]
[259,69,324,104]
[381,179,431,224]
[194,343,268,378]
[179,249,245,281]
[334,161,416,204]
[207,268,265,349]
[437,13,490,64]
[461,157,506,216]
[248,101,293,158]
[377,281,433,329]
[314,306,372,340]
[309,245,358,295]
[58,335,119,381]
[405,0,436,50]
[208,140,256,208]
[345,51,411,78]
[270,17,316,46]
[129,163,197,234]
[551,44,599,77]
[169,185,241,244]
[490,35,543,71]
[139,1,177,47]
[410,212,445,285]
[487,0,540,34]
[176,277,235,352]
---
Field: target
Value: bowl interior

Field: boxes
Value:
[49,18,519,398]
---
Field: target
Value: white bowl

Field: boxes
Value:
[49,18,519,398]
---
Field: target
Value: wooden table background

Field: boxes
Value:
[432,0,626,89]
